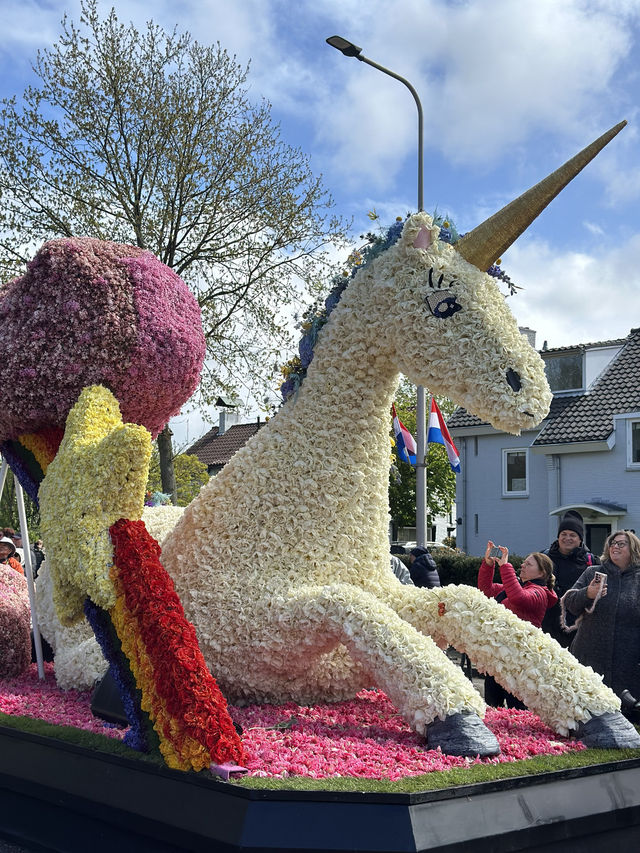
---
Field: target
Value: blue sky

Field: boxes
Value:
[1,0,640,445]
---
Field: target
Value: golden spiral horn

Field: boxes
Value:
[454,120,627,272]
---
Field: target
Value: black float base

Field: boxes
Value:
[2,725,640,853]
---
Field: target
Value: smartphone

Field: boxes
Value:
[594,571,607,586]
[488,546,502,559]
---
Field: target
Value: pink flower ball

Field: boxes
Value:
[0,567,31,678]
[0,237,205,439]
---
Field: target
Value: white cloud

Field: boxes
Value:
[0,1,78,55]
[504,233,640,348]
[583,221,605,237]
[307,0,637,193]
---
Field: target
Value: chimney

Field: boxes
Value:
[218,408,239,436]
[215,395,241,436]
[519,327,536,348]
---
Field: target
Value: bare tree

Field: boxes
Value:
[0,1,347,497]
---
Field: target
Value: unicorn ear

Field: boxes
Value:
[412,226,432,250]
[400,212,438,252]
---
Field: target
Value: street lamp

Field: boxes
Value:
[326,35,429,547]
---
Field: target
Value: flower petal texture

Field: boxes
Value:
[0,237,205,442]
[110,519,245,770]
[35,506,185,690]
[160,212,616,738]
[39,385,152,625]
[0,567,31,678]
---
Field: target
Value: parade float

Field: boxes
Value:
[1,122,640,852]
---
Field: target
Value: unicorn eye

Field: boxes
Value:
[426,290,462,319]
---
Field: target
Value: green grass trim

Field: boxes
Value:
[3,710,639,793]
[235,746,640,793]
[0,710,164,766]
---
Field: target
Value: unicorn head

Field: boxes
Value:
[349,121,625,434]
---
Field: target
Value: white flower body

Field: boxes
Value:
[158,213,616,733]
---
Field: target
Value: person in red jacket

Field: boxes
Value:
[477,540,557,708]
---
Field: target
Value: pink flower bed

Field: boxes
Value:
[233,689,585,780]
[0,567,31,678]
[0,663,125,738]
[1,666,585,780]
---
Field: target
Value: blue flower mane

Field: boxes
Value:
[279,214,516,402]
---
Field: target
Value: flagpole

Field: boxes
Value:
[416,388,427,547]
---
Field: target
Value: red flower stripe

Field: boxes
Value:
[110,590,190,769]
[109,519,245,771]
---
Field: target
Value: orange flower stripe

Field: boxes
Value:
[109,588,188,770]
[108,519,245,771]
[18,427,64,473]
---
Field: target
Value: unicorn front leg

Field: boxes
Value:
[389,583,640,748]
[282,584,499,756]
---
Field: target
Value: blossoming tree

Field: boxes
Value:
[0,0,348,494]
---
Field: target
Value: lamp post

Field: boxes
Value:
[326,36,428,547]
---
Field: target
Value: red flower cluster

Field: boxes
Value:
[109,519,245,771]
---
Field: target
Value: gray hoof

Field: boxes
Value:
[576,711,640,749]
[426,712,501,757]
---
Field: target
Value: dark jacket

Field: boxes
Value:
[563,561,640,699]
[409,552,441,588]
[478,560,557,627]
[541,541,599,646]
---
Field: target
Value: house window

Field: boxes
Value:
[503,449,528,496]
[627,420,640,467]
[543,353,583,392]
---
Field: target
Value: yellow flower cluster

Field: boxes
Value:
[36,505,185,690]
[280,355,302,380]
[39,385,151,625]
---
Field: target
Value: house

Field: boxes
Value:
[186,397,265,476]
[448,328,640,558]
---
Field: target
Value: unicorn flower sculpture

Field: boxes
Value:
[161,121,640,755]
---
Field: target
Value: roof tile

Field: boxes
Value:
[447,328,640,445]
[186,422,264,466]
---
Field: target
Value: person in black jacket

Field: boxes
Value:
[541,510,599,646]
[408,546,441,588]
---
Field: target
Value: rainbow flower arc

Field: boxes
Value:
[38,385,243,771]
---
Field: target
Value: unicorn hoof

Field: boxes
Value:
[426,712,501,757]
[576,712,640,749]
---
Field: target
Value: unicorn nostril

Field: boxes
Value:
[506,369,521,392]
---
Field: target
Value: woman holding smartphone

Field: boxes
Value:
[562,530,640,704]
[477,541,557,708]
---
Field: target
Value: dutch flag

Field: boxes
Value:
[392,404,417,466]
[427,397,461,474]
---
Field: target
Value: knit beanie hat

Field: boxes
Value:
[558,510,584,540]
[410,546,430,558]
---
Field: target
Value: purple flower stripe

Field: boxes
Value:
[83,597,156,753]
[0,441,40,506]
